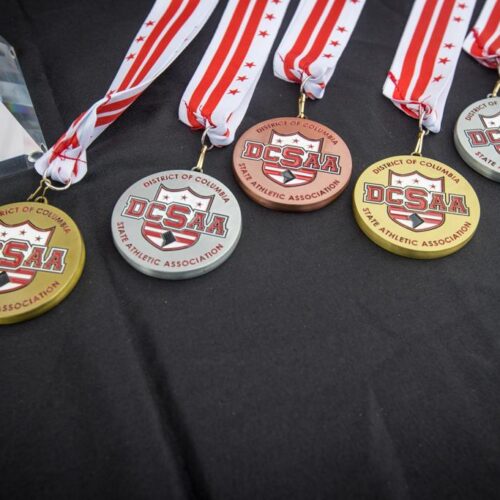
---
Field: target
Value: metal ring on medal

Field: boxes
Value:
[233,117,352,211]
[454,97,500,181]
[111,170,242,279]
[0,202,85,324]
[352,155,480,259]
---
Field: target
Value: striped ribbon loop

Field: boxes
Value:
[383,0,476,134]
[273,0,366,100]
[464,0,500,69]
[179,0,290,147]
[35,0,219,185]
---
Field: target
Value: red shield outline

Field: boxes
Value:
[262,130,323,187]
[387,171,445,232]
[142,185,215,252]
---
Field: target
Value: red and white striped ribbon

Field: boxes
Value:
[273,0,366,100]
[179,0,290,147]
[383,0,476,133]
[35,0,219,185]
[464,0,500,68]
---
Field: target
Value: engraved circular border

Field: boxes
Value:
[111,170,242,280]
[352,155,480,259]
[233,117,352,212]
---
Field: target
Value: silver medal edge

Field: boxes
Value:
[111,171,243,280]
[454,98,500,182]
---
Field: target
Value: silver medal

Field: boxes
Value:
[454,97,500,181]
[112,170,242,279]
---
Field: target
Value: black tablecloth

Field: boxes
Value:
[1,1,499,498]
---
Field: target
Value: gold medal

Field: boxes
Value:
[0,181,85,323]
[360,0,484,258]
[353,154,480,259]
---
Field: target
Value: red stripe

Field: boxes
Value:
[489,36,500,56]
[263,164,315,176]
[185,0,252,128]
[389,214,442,224]
[283,0,329,82]
[389,213,411,221]
[264,168,315,179]
[118,0,183,91]
[200,1,268,123]
[8,277,32,285]
[145,224,198,240]
[15,269,36,277]
[130,0,201,88]
[97,94,140,114]
[299,0,347,76]
[469,28,482,56]
[410,0,455,102]
[389,208,444,219]
[264,167,315,181]
[174,229,198,239]
[95,109,127,127]
[390,212,443,221]
[393,0,438,101]
[471,2,500,57]
[401,103,418,119]
[171,236,196,245]
[264,164,316,177]
[291,174,316,181]
[144,229,163,238]
[144,230,195,246]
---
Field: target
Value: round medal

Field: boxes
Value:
[454,97,500,181]
[233,117,352,211]
[353,155,480,259]
[112,170,242,279]
[0,202,85,324]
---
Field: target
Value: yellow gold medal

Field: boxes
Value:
[353,153,480,259]
[0,180,85,324]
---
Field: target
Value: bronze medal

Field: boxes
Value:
[233,117,352,212]
[0,201,85,324]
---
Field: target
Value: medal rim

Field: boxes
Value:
[111,170,242,280]
[352,155,480,260]
[454,96,500,182]
[232,116,352,212]
[0,202,85,324]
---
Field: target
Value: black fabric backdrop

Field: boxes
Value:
[1,1,499,499]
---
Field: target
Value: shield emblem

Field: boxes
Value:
[142,185,214,251]
[263,131,322,187]
[387,171,445,232]
[0,220,54,293]
[479,110,500,129]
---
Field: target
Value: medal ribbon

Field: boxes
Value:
[273,0,366,99]
[35,0,219,185]
[383,0,476,133]
[463,0,500,68]
[179,0,290,147]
